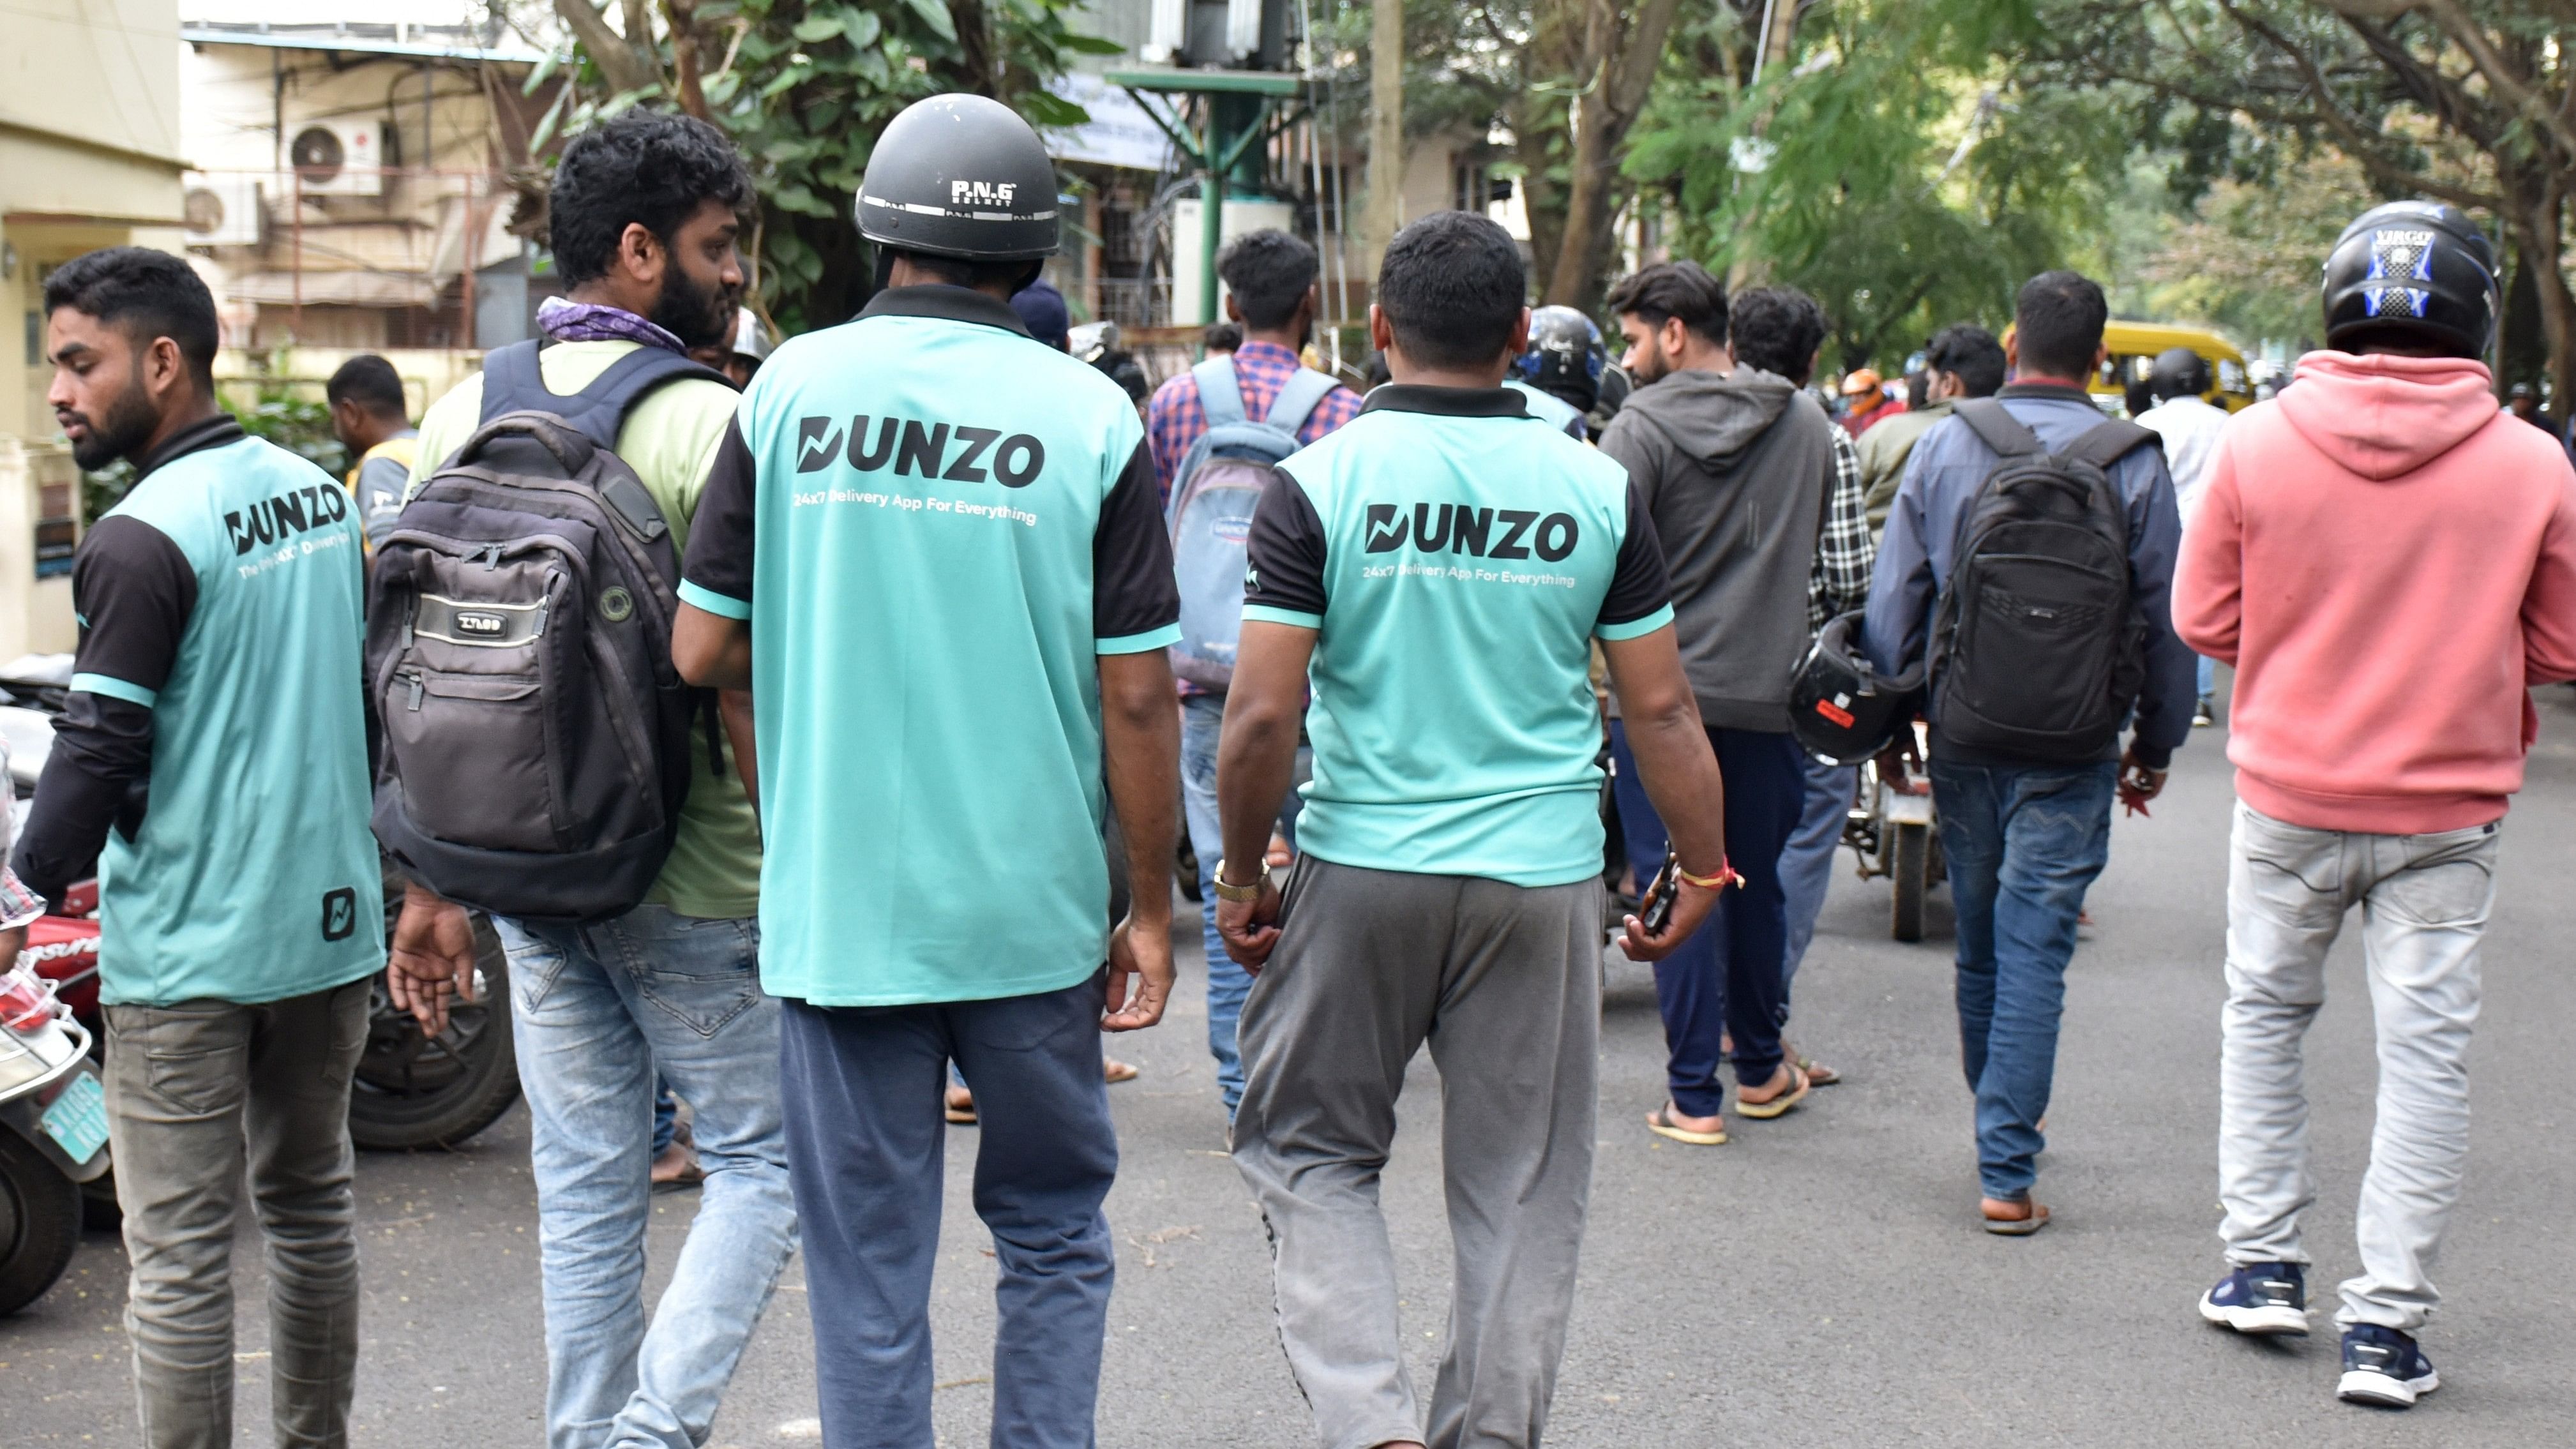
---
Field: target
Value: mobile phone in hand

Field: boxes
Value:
[1641,850,1679,934]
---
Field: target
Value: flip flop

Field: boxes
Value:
[1104,1059,1140,1085]
[1645,1105,1727,1146]
[1788,1047,1841,1086]
[1982,1201,2051,1236]
[944,1090,977,1125]
[1733,1063,1811,1120]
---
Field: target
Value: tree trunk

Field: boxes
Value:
[1540,0,1685,311]
[1364,0,1406,269]
[553,0,661,97]
[662,0,711,120]
[1514,0,1585,289]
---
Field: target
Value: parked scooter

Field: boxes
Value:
[0,962,109,1314]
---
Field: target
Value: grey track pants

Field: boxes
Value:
[103,978,370,1449]
[1231,856,1599,1449]
[2218,804,2498,1333]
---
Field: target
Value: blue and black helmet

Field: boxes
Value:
[2321,200,2499,359]
[1514,305,1608,409]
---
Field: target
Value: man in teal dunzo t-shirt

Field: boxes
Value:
[672,95,1181,1448]
[14,248,381,1447]
[1210,213,1735,1449]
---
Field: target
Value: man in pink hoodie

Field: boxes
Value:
[2173,200,2576,1410]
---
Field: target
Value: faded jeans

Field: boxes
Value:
[102,979,370,1449]
[1178,693,1306,1113]
[1930,759,2117,1200]
[1781,755,1858,1003]
[495,906,799,1449]
[2218,804,2498,1333]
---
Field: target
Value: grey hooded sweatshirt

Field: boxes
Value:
[1599,367,1837,732]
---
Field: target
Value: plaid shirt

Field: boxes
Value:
[1146,340,1365,503]
[1810,426,1876,633]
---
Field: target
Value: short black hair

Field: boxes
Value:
[325,354,408,417]
[1201,321,1242,352]
[2014,270,2108,382]
[1606,260,1728,345]
[1728,286,1827,386]
[43,246,219,389]
[1217,230,1319,331]
[1924,322,2005,398]
[549,110,753,285]
[1375,212,1526,371]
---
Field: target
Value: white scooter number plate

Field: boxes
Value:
[39,1070,108,1163]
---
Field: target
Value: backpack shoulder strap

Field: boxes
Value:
[1954,398,2045,459]
[2061,417,2162,471]
[1263,368,1339,435]
[478,341,733,451]
[1194,358,1249,428]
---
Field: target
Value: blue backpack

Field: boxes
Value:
[1166,357,1338,689]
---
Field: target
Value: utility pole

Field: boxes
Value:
[1364,0,1404,269]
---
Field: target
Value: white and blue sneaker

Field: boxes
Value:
[2339,1324,2439,1408]
[2198,1262,2309,1335]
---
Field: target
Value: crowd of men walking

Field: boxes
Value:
[7,87,2574,1449]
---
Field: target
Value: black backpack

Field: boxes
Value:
[368,341,733,923]
[1927,400,2158,764]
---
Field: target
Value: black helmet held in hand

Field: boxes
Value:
[1516,306,1608,412]
[1788,612,1925,767]
[855,94,1060,262]
[2321,201,2499,360]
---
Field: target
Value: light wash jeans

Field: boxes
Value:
[1780,755,1858,1003]
[1179,693,1306,1113]
[2218,804,2499,1333]
[1929,758,2118,1200]
[495,905,800,1449]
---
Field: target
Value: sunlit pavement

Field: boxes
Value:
[10,690,2575,1446]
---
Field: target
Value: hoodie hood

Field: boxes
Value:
[1618,366,1800,467]
[2277,350,2503,480]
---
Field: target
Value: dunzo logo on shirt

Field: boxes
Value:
[1363,502,1579,561]
[796,415,1045,487]
[225,483,351,555]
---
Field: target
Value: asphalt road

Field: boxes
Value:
[10,694,2576,1447]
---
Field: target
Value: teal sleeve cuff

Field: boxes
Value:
[1592,603,1675,642]
[1241,605,1323,631]
[677,580,752,621]
[1096,623,1182,655]
[71,672,158,707]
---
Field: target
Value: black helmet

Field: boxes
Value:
[2321,201,2498,359]
[1516,305,1607,410]
[2148,345,2210,403]
[855,94,1058,262]
[1788,612,1925,766]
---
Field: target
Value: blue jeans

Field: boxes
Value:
[780,975,1118,1449]
[1612,722,1804,1114]
[1927,760,2118,1200]
[1780,755,1857,1004]
[1179,693,1306,1113]
[495,906,800,1449]
[652,1077,679,1155]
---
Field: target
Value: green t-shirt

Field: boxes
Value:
[411,340,762,919]
[81,432,386,1003]
[1244,385,1674,887]
[679,285,1180,1006]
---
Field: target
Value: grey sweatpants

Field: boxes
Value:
[103,978,370,1449]
[2218,804,2498,1333]
[1231,856,1599,1449]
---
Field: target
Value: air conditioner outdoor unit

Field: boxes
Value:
[288,120,388,197]
[181,174,262,246]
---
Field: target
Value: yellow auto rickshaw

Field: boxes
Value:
[2093,320,2256,414]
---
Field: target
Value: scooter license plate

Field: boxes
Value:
[38,1069,108,1164]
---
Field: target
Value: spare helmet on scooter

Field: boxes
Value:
[1788,610,1925,766]
[855,94,1060,262]
[2321,200,2499,360]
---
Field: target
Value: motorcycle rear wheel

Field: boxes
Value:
[0,1129,82,1316]
[1890,822,1932,943]
[346,908,521,1151]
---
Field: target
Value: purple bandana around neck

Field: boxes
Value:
[536,296,690,354]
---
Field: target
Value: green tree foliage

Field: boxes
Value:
[533,0,1120,331]
[1629,0,2127,370]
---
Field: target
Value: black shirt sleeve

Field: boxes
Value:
[1242,466,1329,621]
[1597,474,1675,631]
[1094,439,1181,643]
[10,516,197,905]
[679,417,758,615]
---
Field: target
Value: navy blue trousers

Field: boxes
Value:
[1614,723,1805,1116]
[780,973,1117,1449]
